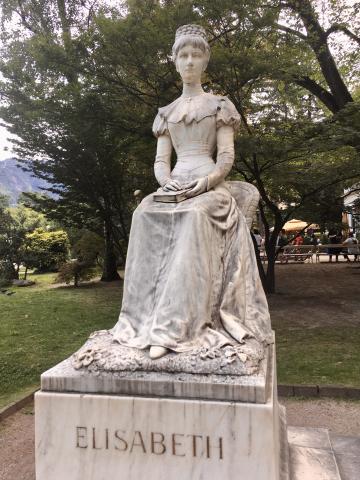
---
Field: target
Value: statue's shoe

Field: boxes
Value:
[149,346,169,359]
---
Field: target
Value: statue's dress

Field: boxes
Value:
[111,93,273,352]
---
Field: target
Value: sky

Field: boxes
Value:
[0,124,15,161]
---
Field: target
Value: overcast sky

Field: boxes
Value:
[0,125,16,161]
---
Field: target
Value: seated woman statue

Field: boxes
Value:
[111,24,272,360]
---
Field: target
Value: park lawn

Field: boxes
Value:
[274,323,360,387]
[0,273,121,409]
[1,264,360,409]
[270,263,360,388]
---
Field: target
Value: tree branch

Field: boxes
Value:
[294,76,338,113]
[275,23,308,41]
[297,173,360,209]
[15,1,39,34]
[325,24,360,46]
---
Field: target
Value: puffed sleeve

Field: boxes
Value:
[152,111,169,138]
[216,97,241,130]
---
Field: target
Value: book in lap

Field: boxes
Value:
[153,189,190,203]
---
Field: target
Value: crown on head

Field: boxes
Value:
[175,24,208,42]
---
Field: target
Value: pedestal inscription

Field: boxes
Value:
[74,426,224,459]
[35,345,287,480]
[36,391,280,480]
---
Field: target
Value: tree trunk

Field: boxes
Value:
[6,261,19,280]
[257,198,285,294]
[56,0,77,84]
[287,0,353,110]
[264,246,276,294]
[250,232,267,290]
[101,219,120,282]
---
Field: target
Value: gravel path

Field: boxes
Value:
[0,407,35,480]
[283,397,360,436]
[1,398,360,480]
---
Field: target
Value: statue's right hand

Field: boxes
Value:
[162,180,182,191]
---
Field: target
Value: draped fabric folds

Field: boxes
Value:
[111,93,273,351]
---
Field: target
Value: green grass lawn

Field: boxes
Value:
[1,268,359,409]
[0,273,121,409]
[274,323,360,387]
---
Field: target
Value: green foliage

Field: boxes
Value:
[0,200,50,279]
[0,193,10,209]
[0,197,15,279]
[0,276,11,288]
[0,0,150,275]
[72,230,104,265]
[55,230,104,286]
[0,199,46,279]
[56,260,97,287]
[0,0,359,291]
[22,228,70,272]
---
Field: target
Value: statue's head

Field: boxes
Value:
[172,24,210,84]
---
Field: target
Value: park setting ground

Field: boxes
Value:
[1,261,360,480]
[0,2,359,478]
[1,261,359,410]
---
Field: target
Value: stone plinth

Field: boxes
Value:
[35,344,289,480]
[40,342,269,403]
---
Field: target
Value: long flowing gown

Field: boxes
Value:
[111,92,273,352]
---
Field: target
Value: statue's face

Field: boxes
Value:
[175,44,205,84]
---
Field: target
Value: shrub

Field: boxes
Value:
[56,260,97,287]
[22,229,70,272]
[0,277,11,289]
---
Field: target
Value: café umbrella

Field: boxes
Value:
[283,219,319,232]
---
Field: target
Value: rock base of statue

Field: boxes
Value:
[35,341,289,480]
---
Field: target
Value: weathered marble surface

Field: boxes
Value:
[288,427,339,480]
[36,350,288,480]
[71,330,265,375]
[287,427,360,480]
[42,343,270,403]
[35,23,288,479]
[110,25,273,355]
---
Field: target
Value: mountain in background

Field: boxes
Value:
[0,158,50,205]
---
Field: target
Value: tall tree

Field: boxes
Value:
[190,0,360,291]
[0,0,151,280]
[275,0,359,113]
[0,0,359,291]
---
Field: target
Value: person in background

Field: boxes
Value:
[343,232,359,262]
[277,229,288,249]
[303,231,312,245]
[328,230,342,262]
[310,233,318,246]
[293,232,304,246]
[252,228,263,249]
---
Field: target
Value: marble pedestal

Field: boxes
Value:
[35,344,289,480]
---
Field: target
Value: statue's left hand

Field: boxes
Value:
[183,177,208,198]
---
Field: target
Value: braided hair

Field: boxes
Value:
[172,24,210,68]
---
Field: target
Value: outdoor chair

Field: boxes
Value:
[226,181,260,228]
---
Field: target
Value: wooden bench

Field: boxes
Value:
[279,245,315,263]
[258,245,314,263]
[258,243,360,264]
[315,244,359,262]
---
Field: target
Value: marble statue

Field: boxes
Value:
[109,24,273,361]
[38,28,290,480]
